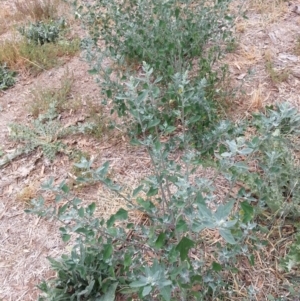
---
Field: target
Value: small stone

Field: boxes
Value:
[292,5,300,15]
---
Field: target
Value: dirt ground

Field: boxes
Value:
[1,0,300,300]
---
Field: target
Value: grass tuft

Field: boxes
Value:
[0,7,14,35]
[28,70,75,117]
[265,51,289,84]
[84,101,107,140]
[16,185,38,205]
[14,0,60,21]
[0,37,80,75]
[294,36,300,57]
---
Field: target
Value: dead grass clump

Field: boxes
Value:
[28,70,75,117]
[0,7,14,36]
[249,86,263,111]
[264,50,289,84]
[294,36,300,57]
[246,0,288,26]
[14,0,60,21]
[0,38,80,75]
[84,100,107,140]
[248,0,287,16]
[16,184,38,205]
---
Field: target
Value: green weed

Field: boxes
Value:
[0,64,16,90]
[9,104,73,161]
[19,20,63,45]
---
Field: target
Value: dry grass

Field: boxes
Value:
[0,37,80,75]
[0,7,14,36]
[14,0,60,21]
[294,36,300,57]
[248,0,288,21]
[84,100,108,140]
[249,85,264,110]
[28,69,75,116]
[16,184,38,204]
[264,50,290,84]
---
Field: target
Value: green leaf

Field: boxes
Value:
[59,227,67,233]
[238,148,253,155]
[221,152,232,157]
[212,262,222,272]
[124,252,132,268]
[191,275,202,283]
[58,203,68,216]
[248,254,255,266]
[148,119,160,129]
[215,199,234,221]
[175,7,180,19]
[175,237,195,261]
[107,208,128,227]
[142,285,152,297]
[137,91,148,103]
[78,279,95,296]
[234,162,248,171]
[240,201,254,223]
[197,202,213,219]
[86,202,96,216]
[62,234,71,242]
[103,244,113,260]
[114,208,128,220]
[136,197,156,212]
[78,207,85,218]
[165,125,176,134]
[133,185,144,197]
[88,68,98,75]
[55,195,63,203]
[106,89,112,98]
[73,198,82,206]
[176,219,188,232]
[99,282,118,301]
[60,184,69,193]
[159,285,171,301]
[154,139,162,152]
[219,229,236,244]
[155,232,166,249]
[130,278,148,288]
[147,187,158,197]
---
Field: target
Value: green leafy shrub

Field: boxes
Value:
[28,65,257,301]
[19,19,65,45]
[22,0,300,298]
[79,0,233,79]
[281,231,300,272]
[113,62,217,150]
[77,0,235,143]
[218,103,300,218]
[30,156,255,300]
[26,65,300,300]
[0,63,16,90]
